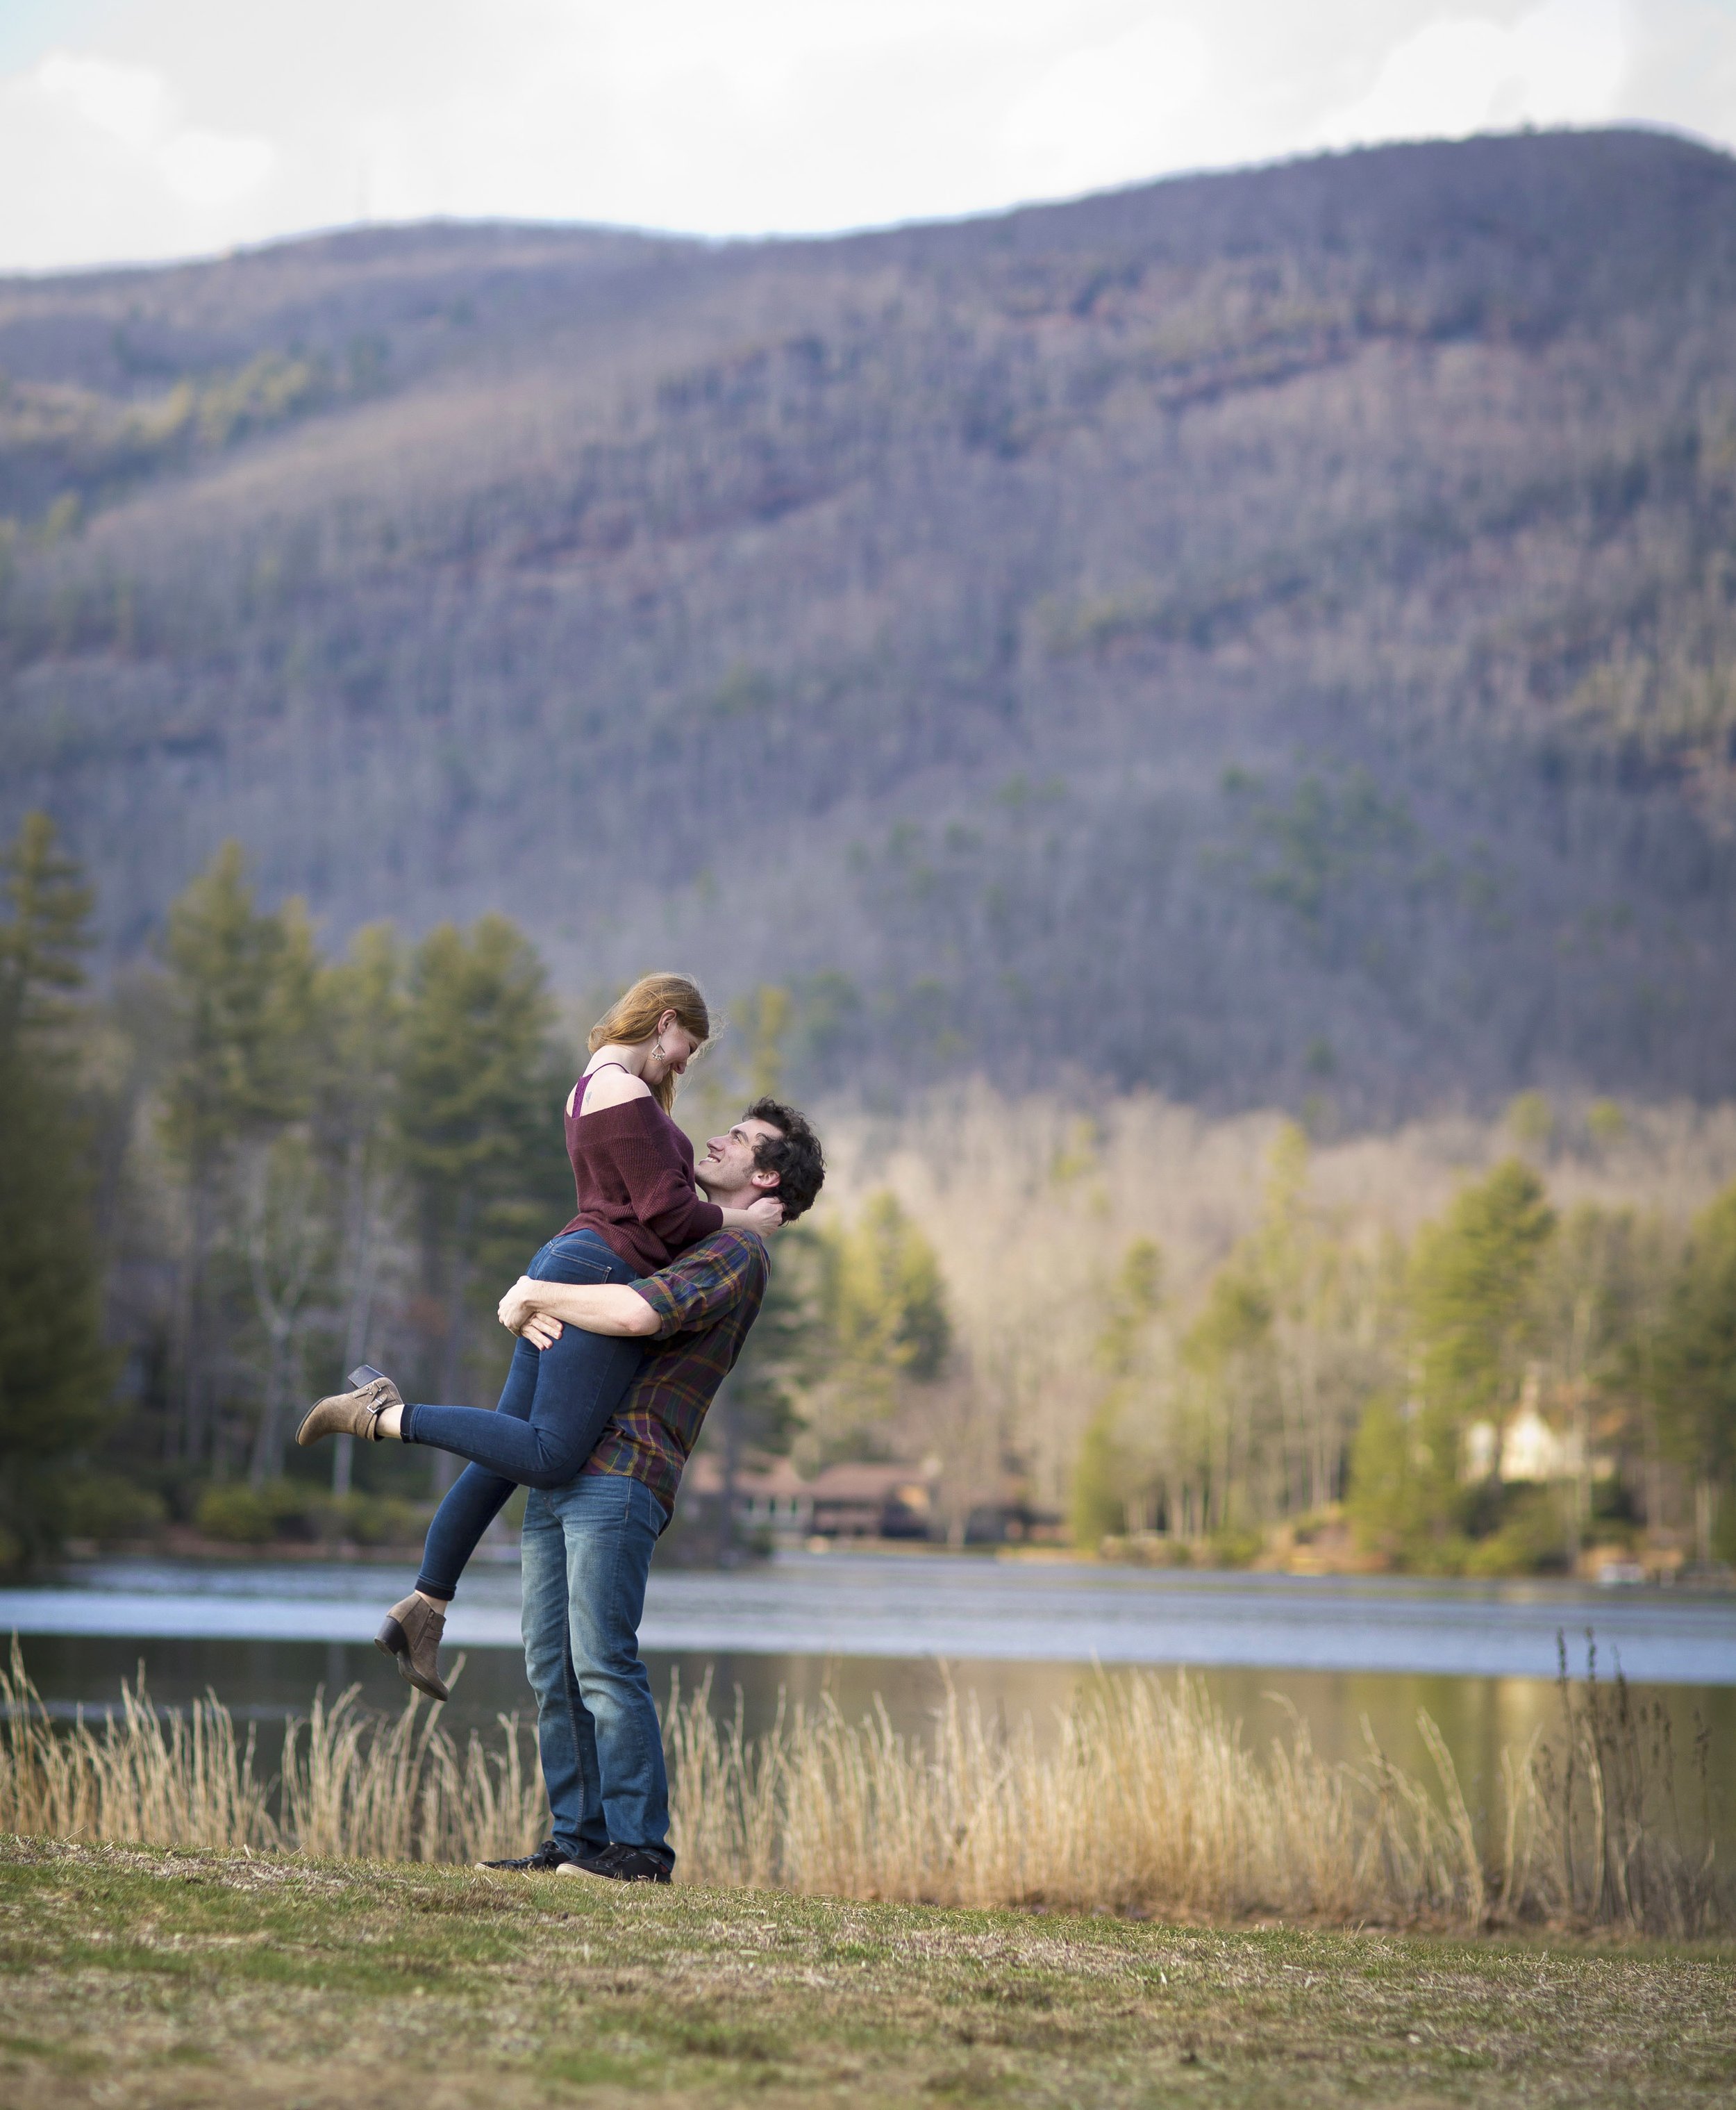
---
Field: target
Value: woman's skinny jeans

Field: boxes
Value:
[409,1229,645,1601]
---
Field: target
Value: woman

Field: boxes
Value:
[296,973,781,1697]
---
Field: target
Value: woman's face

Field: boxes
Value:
[645,1010,701,1082]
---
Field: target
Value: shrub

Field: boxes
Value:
[1463,1487,1572,1577]
[194,1483,310,1543]
[312,1491,426,1547]
[1069,1406,1128,1549]
[58,1473,167,1545]
[1203,1526,1265,1570]
[194,1485,278,1543]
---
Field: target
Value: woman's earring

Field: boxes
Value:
[653,1040,665,1061]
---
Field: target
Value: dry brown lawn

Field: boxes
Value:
[1,1836,1731,2109]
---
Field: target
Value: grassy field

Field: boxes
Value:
[1,1838,1731,2109]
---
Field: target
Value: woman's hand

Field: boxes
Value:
[746,1195,785,1233]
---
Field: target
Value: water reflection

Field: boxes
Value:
[12,1631,1731,1855]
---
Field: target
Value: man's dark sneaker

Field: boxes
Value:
[558,1841,672,1885]
[476,1838,606,1874]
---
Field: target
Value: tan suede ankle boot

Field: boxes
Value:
[376,1592,449,1702]
[296,1370,403,1447]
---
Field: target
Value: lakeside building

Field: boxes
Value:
[1462,1369,1613,1486]
[677,1453,1061,1547]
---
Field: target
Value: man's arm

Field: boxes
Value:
[498,1277,660,1342]
[500,1231,763,1348]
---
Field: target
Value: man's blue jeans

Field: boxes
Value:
[521,1468,673,1866]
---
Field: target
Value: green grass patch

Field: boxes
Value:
[0,1836,1731,2108]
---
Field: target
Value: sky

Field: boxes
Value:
[1,0,1735,272]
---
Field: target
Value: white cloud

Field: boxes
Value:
[1004,16,1215,194]
[34,50,170,149]
[3,42,275,258]
[1317,0,1628,147]
[0,1,1729,271]
[158,126,275,207]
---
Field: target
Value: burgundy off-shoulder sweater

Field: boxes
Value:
[560,1088,724,1275]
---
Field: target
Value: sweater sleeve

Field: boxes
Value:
[615,1105,725,1254]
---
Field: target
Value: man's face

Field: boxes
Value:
[698,1115,783,1204]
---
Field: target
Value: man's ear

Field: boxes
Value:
[749,1166,781,1192]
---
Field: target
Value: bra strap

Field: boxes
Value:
[575,1059,631,1114]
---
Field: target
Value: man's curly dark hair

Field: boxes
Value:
[744,1097,825,1220]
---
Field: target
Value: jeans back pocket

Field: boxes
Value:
[534,1232,617,1284]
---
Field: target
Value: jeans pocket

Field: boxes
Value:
[624,1477,669,1536]
[534,1240,613,1286]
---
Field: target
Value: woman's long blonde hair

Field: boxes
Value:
[587,972,711,1113]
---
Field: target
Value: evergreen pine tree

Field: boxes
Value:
[823,1195,950,1397]
[1410,1158,1554,1454]
[0,815,113,1567]
[1357,1157,1555,1557]
[156,842,318,1470]
[1071,1238,1165,1548]
[396,915,570,1482]
[1180,1263,1274,1536]
[310,922,408,1494]
[1653,1183,1736,1565]
[801,1193,953,1461]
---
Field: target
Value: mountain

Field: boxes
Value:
[3,128,1735,1115]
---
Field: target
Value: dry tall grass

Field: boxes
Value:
[669,1663,1726,1935]
[3,1638,1720,1933]
[0,1642,541,1866]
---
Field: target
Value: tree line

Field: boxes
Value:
[1065,1122,1736,1574]
[0,816,590,1560]
[2,808,1731,1575]
[0,813,944,1565]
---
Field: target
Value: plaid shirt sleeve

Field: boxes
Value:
[629,1229,766,1338]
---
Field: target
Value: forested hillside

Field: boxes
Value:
[3,128,1735,1113]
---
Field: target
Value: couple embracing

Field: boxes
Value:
[297,974,825,1884]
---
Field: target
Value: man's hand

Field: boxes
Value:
[499,1276,545,1334]
[499,1277,566,1349]
[499,1274,660,1341]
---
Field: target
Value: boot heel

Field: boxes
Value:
[376,1601,449,1701]
[349,1364,389,1390]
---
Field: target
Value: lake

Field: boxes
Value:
[6,1550,1733,1848]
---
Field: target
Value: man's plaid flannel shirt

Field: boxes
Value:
[581,1227,770,1513]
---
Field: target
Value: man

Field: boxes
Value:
[482,1097,824,1886]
